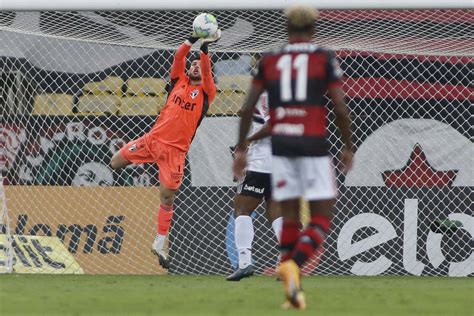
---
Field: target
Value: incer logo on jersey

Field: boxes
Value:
[172,94,197,111]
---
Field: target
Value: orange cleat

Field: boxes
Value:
[277,260,306,310]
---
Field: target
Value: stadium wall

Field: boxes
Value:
[2,115,473,276]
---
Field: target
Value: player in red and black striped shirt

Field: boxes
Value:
[233,5,353,309]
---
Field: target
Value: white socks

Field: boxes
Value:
[235,215,254,269]
[271,217,283,243]
[234,215,284,269]
[153,234,166,253]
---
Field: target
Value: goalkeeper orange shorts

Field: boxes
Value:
[120,135,185,190]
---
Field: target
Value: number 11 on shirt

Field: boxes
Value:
[276,54,309,102]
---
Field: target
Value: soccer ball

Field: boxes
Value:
[193,13,218,38]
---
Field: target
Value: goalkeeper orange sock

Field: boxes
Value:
[157,203,174,235]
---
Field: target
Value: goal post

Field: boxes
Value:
[0,174,14,273]
[1,3,472,276]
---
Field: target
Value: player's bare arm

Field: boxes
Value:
[247,123,271,143]
[236,123,271,149]
[328,85,354,174]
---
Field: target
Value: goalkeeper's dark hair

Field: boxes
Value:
[187,52,201,69]
[284,5,319,35]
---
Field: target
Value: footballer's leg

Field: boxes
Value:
[280,156,337,309]
[226,193,261,281]
[277,198,306,310]
[290,156,337,270]
[264,176,283,244]
[264,199,283,275]
[113,135,178,267]
[110,136,151,170]
[279,199,333,310]
[110,150,131,170]
[151,145,184,269]
[151,185,178,269]
[271,155,305,309]
[291,199,334,269]
[226,171,268,281]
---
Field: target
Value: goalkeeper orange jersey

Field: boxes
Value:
[146,42,216,152]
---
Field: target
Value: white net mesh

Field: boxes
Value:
[1,9,472,276]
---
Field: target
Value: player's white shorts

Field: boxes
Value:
[271,155,338,201]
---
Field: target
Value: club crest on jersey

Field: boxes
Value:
[190,89,199,99]
[129,144,137,152]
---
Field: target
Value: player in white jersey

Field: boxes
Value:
[227,92,283,281]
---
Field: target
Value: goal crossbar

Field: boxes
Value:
[2,0,473,11]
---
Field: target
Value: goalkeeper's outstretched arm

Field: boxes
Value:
[199,45,216,98]
[199,29,221,98]
[170,36,199,80]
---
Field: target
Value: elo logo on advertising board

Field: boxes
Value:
[340,119,473,277]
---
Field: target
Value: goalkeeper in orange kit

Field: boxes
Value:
[110,29,221,269]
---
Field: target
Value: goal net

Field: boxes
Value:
[1,7,472,276]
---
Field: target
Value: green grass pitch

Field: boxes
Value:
[0,275,472,315]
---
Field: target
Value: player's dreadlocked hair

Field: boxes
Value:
[284,5,319,35]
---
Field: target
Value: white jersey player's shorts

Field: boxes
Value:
[271,155,338,201]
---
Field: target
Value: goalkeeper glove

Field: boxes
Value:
[186,35,200,45]
[200,29,221,54]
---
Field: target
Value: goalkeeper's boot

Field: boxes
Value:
[226,265,254,281]
[151,248,170,269]
[151,240,170,269]
[277,260,306,310]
